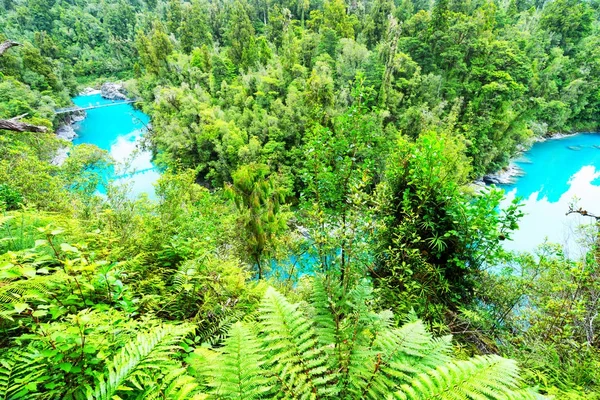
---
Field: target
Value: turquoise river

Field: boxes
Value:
[72,93,159,199]
[500,133,600,257]
[70,94,600,256]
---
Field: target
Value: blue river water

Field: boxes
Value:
[499,133,600,257]
[71,94,159,198]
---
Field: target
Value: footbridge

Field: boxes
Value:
[55,99,140,114]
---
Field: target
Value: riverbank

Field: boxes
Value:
[480,131,592,186]
[495,132,600,255]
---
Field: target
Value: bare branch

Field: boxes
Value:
[566,205,600,221]
[9,113,29,121]
[0,40,21,56]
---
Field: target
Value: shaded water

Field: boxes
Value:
[71,94,159,198]
[499,133,600,257]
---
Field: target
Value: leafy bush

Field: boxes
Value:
[0,183,22,210]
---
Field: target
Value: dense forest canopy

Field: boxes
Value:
[1,0,600,398]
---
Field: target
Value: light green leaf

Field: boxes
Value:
[13,303,29,313]
[60,243,79,253]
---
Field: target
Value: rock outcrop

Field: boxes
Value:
[51,147,69,166]
[482,163,523,185]
[101,82,128,100]
[80,87,101,96]
[52,125,77,166]
[56,125,77,141]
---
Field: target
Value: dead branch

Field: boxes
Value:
[566,205,600,221]
[0,40,21,56]
[0,118,48,133]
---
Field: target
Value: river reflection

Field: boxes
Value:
[499,133,600,257]
[71,94,158,198]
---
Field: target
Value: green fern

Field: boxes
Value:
[395,355,539,400]
[0,350,47,400]
[140,367,205,400]
[309,277,337,346]
[209,322,271,399]
[259,286,338,399]
[87,324,194,400]
[0,274,60,320]
[200,279,541,399]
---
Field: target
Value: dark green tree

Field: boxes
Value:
[374,131,522,320]
[227,163,287,279]
[225,0,258,70]
[539,0,593,52]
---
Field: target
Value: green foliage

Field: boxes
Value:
[206,322,270,399]
[226,163,288,278]
[225,0,259,71]
[0,195,263,397]
[374,131,523,319]
[3,0,600,397]
[0,184,22,210]
[299,88,389,287]
[195,278,539,399]
[0,351,47,399]
[466,240,600,397]
[88,324,195,400]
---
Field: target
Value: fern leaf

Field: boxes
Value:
[310,277,337,346]
[0,350,46,400]
[259,287,337,398]
[209,322,271,400]
[0,274,62,320]
[88,324,193,400]
[395,355,536,400]
[141,367,204,400]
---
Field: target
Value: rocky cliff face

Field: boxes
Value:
[52,111,85,166]
[100,82,128,100]
[56,124,77,141]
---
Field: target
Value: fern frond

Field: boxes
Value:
[205,284,540,400]
[259,287,337,399]
[209,322,271,400]
[142,367,204,400]
[88,324,194,400]
[196,308,246,346]
[395,355,535,400]
[310,277,337,346]
[0,274,63,320]
[0,350,46,399]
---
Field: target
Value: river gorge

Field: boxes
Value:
[68,94,600,256]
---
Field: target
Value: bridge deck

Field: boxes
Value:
[55,100,139,114]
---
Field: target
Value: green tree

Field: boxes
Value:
[323,0,356,38]
[225,0,258,70]
[135,23,173,75]
[166,0,183,35]
[227,163,287,278]
[300,84,389,289]
[540,0,593,52]
[363,0,394,47]
[374,131,522,320]
[178,0,213,53]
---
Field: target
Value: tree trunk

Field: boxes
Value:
[0,116,48,133]
[256,256,263,280]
